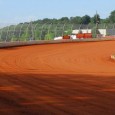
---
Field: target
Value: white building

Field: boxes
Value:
[72,29,92,34]
[72,29,115,37]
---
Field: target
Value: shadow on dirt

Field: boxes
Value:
[0,72,115,115]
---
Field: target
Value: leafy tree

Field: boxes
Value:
[100,18,110,24]
[70,16,82,24]
[91,14,100,24]
[59,17,70,23]
[42,18,52,24]
[109,10,115,23]
[82,15,91,24]
[52,18,58,24]
[70,17,77,24]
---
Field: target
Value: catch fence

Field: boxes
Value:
[0,23,115,42]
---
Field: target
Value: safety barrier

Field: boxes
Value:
[0,38,115,48]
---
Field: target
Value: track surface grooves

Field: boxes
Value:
[0,41,115,115]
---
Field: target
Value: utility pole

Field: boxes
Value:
[96,11,98,29]
[96,11,99,37]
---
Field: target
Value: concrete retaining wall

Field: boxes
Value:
[0,38,115,48]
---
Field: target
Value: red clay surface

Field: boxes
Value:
[0,41,115,115]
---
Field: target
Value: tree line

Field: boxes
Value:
[30,10,115,24]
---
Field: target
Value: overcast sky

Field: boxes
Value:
[0,0,115,23]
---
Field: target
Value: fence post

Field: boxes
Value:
[0,29,3,42]
[25,22,31,41]
[33,23,39,40]
[11,26,15,42]
[40,23,47,40]
[30,21,34,41]
[113,23,115,29]
[79,24,82,32]
[55,23,59,37]
[5,26,10,42]
[87,24,89,32]
[18,23,24,41]
[71,24,74,34]
[62,23,66,36]
[47,23,52,40]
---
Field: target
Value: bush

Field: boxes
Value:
[63,29,72,36]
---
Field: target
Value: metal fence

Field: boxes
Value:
[0,23,115,42]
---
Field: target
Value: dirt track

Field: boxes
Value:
[0,41,115,115]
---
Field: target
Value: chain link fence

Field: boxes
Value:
[0,23,115,42]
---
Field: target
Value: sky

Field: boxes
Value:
[0,0,115,24]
